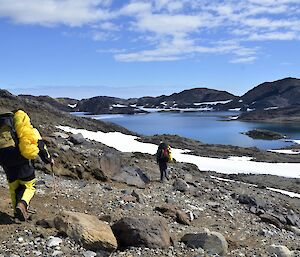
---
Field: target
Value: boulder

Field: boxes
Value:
[113,166,150,188]
[155,204,191,225]
[99,153,122,177]
[54,211,117,252]
[181,230,228,255]
[267,245,292,257]
[173,178,189,192]
[69,133,86,144]
[237,194,257,206]
[260,213,283,228]
[112,216,171,248]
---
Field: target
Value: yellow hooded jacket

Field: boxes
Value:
[13,110,41,160]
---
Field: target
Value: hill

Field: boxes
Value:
[220,77,300,111]
[76,88,236,114]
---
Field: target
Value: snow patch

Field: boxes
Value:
[229,108,241,111]
[268,149,300,155]
[68,103,77,108]
[264,107,279,110]
[112,104,127,108]
[211,176,300,199]
[57,126,300,179]
[193,99,232,106]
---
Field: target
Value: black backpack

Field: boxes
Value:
[0,113,17,149]
[159,143,170,162]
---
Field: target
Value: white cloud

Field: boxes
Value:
[230,56,257,64]
[248,31,300,41]
[0,0,112,26]
[1,0,300,63]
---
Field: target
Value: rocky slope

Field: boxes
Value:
[1,88,300,256]
[19,94,78,112]
[238,106,300,123]
[220,77,300,111]
[0,152,300,257]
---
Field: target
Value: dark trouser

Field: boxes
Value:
[159,161,168,181]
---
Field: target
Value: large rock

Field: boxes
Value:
[54,211,117,252]
[99,154,149,188]
[268,245,292,257]
[69,133,85,144]
[237,194,257,205]
[113,166,150,188]
[181,230,228,255]
[173,178,189,192]
[99,153,122,177]
[112,216,171,248]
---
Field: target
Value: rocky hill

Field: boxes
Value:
[220,77,300,111]
[19,94,78,112]
[74,88,236,114]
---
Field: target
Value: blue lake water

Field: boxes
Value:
[77,111,300,150]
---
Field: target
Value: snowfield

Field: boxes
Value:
[58,126,300,179]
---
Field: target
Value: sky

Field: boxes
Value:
[0,0,300,99]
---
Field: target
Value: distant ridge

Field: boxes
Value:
[220,77,300,111]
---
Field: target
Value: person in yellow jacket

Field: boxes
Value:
[0,109,53,221]
[156,142,173,182]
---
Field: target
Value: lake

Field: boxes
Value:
[75,111,300,150]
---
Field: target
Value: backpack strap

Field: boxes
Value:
[0,113,18,146]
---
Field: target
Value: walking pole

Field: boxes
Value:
[51,162,61,213]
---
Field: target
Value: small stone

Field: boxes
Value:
[268,245,292,257]
[83,251,97,257]
[47,237,63,247]
[52,251,63,256]
[17,237,24,243]
[288,226,300,236]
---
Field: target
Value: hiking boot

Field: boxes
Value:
[15,201,28,221]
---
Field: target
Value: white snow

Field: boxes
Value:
[239,100,243,103]
[267,188,300,198]
[112,104,127,108]
[229,116,239,120]
[264,106,279,110]
[293,140,300,144]
[247,108,255,112]
[139,107,213,112]
[211,176,300,199]
[68,103,77,108]
[57,126,300,179]
[229,108,241,111]
[160,102,167,106]
[268,149,300,155]
[193,99,232,106]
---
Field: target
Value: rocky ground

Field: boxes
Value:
[1,90,300,256]
[0,146,300,256]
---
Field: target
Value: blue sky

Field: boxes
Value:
[0,0,300,99]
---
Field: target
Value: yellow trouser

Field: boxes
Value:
[8,179,36,210]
